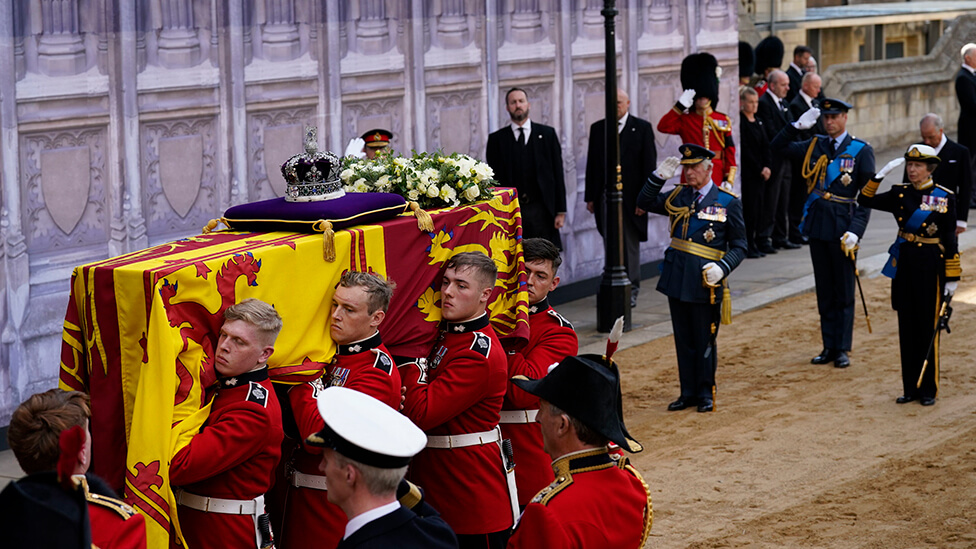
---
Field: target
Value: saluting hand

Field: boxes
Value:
[678,89,697,109]
[654,156,681,180]
[793,107,821,130]
[344,137,366,158]
[874,157,905,180]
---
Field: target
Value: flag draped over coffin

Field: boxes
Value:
[59,189,528,548]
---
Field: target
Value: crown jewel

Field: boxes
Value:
[281,126,345,202]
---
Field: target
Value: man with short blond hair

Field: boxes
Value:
[282,271,402,549]
[400,251,514,549]
[170,298,284,549]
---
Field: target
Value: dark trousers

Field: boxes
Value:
[457,529,510,549]
[741,175,765,250]
[668,297,719,400]
[520,199,561,249]
[893,251,944,399]
[809,238,856,351]
[788,165,808,241]
[759,163,791,244]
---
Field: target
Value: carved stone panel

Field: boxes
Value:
[142,118,218,239]
[249,108,315,200]
[496,83,553,129]
[427,90,481,157]
[22,129,107,253]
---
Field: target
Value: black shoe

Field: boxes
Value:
[791,235,809,245]
[775,240,801,250]
[757,242,778,254]
[697,398,714,413]
[895,395,916,404]
[833,351,851,368]
[811,349,837,364]
[746,247,763,259]
[667,397,695,411]
[920,397,936,406]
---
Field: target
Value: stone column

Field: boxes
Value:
[648,0,673,35]
[37,0,88,75]
[436,0,468,49]
[356,0,390,55]
[119,0,148,253]
[511,0,543,44]
[704,0,730,31]
[262,0,300,61]
[12,0,25,79]
[406,0,426,154]
[158,0,201,68]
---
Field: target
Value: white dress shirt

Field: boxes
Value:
[343,501,402,540]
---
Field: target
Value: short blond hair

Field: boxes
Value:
[223,298,283,345]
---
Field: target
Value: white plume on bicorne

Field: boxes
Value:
[606,316,625,360]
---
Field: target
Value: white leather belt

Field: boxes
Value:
[426,427,501,449]
[290,471,328,491]
[175,489,262,515]
[499,410,538,424]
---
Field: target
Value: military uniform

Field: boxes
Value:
[771,106,875,358]
[399,313,514,538]
[658,107,737,187]
[859,149,961,402]
[281,332,401,549]
[170,367,283,549]
[506,448,651,549]
[335,505,458,549]
[501,297,578,506]
[637,148,747,408]
[86,475,148,549]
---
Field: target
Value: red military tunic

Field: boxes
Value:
[82,475,147,549]
[400,313,513,535]
[281,331,401,549]
[170,367,283,549]
[507,448,652,549]
[658,105,737,185]
[501,297,578,506]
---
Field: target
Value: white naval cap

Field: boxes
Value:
[305,386,426,468]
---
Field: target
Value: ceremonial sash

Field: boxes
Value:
[799,139,866,232]
[882,186,948,278]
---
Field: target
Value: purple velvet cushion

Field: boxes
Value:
[223,193,407,232]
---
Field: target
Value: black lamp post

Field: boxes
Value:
[596,0,631,333]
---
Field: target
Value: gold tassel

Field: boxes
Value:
[202,218,220,234]
[720,281,732,325]
[313,220,336,262]
[409,202,434,232]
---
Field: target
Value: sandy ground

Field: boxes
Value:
[619,252,976,549]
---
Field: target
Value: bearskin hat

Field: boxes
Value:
[754,35,784,76]
[680,52,720,109]
[739,41,755,79]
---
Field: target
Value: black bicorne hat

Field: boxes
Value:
[513,354,643,453]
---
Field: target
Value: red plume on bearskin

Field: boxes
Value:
[57,425,86,491]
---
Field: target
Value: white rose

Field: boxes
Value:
[376,175,391,189]
[407,189,420,201]
[463,185,481,201]
[424,167,440,181]
[353,181,369,193]
[427,185,440,198]
[340,168,354,181]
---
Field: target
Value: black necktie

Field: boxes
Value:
[517,127,525,146]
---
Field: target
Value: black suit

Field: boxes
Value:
[900,137,972,224]
[788,93,824,241]
[786,65,803,103]
[638,176,746,401]
[487,121,567,248]
[584,114,657,288]
[757,92,793,245]
[772,125,875,352]
[336,505,458,549]
[954,66,976,190]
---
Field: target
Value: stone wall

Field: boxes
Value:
[822,15,976,152]
[0,0,738,425]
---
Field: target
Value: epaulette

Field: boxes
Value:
[372,349,394,374]
[530,447,617,506]
[546,309,574,330]
[719,186,739,199]
[936,184,955,194]
[75,476,138,520]
[397,479,423,510]
[246,381,269,407]
[470,332,492,357]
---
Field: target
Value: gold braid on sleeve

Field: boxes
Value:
[801,137,828,193]
[664,186,692,239]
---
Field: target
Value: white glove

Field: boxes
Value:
[344,137,366,158]
[678,89,697,109]
[840,231,859,252]
[793,107,821,130]
[702,262,724,286]
[654,156,681,180]
[875,157,905,180]
[945,281,958,297]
